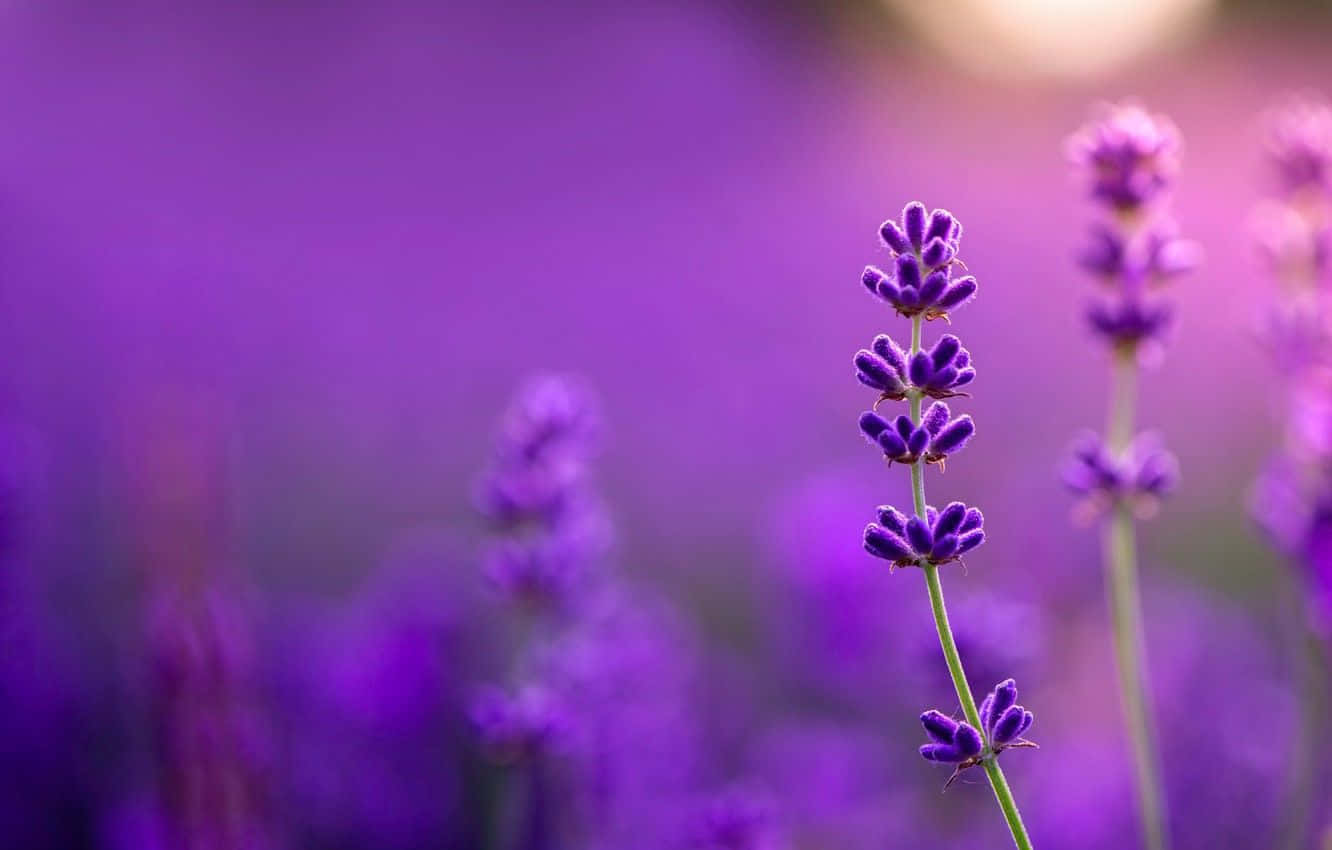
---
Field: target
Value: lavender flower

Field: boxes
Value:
[1065,101,1191,850]
[691,788,784,850]
[1263,94,1332,196]
[863,501,985,569]
[919,679,1035,788]
[857,401,975,468]
[1064,431,1179,520]
[863,203,977,321]
[978,678,1036,752]
[1079,218,1201,284]
[1066,102,1181,211]
[471,684,566,765]
[854,333,975,401]
[853,203,1032,847]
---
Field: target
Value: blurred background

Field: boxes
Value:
[3,0,1332,848]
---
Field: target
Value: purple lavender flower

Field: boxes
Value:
[918,710,983,765]
[1064,431,1179,520]
[918,679,1035,789]
[863,203,977,321]
[863,501,984,569]
[858,401,975,468]
[690,788,784,850]
[476,375,600,527]
[1079,218,1201,284]
[977,678,1036,752]
[854,333,976,402]
[1086,296,1173,351]
[1263,94,1332,196]
[470,684,566,765]
[1067,102,1181,211]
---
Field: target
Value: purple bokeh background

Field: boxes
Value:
[2,1,1331,847]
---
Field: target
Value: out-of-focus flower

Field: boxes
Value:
[471,684,566,765]
[863,203,977,321]
[1086,296,1173,351]
[1264,94,1332,197]
[1067,102,1181,211]
[1063,431,1179,519]
[690,787,784,850]
[1078,218,1201,284]
[858,401,974,467]
[863,501,985,568]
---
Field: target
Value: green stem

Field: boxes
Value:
[909,315,1034,850]
[1105,350,1169,850]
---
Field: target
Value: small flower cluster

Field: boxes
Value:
[1063,431,1179,520]
[474,376,608,608]
[858,401,975,468]
[863,502,984,569]
[862,203,978,321]
[918,679,1036,788]
[1251,94,1332,638]
[854,333,975,401]
[1068,102,1199,354]
[470,684,567,765]
[1263,94,1332,197]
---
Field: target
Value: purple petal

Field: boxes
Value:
[903,202,927,249]
[934,502,967,537]
[992,705,1025,745]
[878,431,909,458]
[922,401,950,435]
[858,411,890,440]
[954,723,983,758]
[908,351,933,387]
[931,335,961,368]
[872,334,907,373]
[896,253,922,290]
[862,265,887,296]
[920,709,959,744]
[919,743,963,763]
[875,505,909,534]
[919,270,948,305]
[906,516,934,554]
[864,524,914,561]
[956,529,985,554]
[958,507,984,534]
[925,209,955,243]
[930,416,975,456]
[930,533,959,561]
[880,220,911,254]
[921,237,952,268]
[938,277,978,310]
[985,679,1018,733]
[906,426,929,456]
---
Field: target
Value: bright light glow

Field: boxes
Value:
[886,0,1216,80]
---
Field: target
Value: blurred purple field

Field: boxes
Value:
[3,1,1332,848]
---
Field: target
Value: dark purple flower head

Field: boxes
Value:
[470,684,567,764]
[1067,102,1181,211]
[1263,94,1332,196]
[1064,431,1179,520]
[918,710,983,764]
[476,375,600,526]
[854,333,975,402]
[863,203,977,321]
[918,679,1035,788]
[858,401,974,468]
[863,501,984,569]
[1079,218,1201,284]
[977,678,1036,752]
[691,788,783,850]
[1086,296,1173,352]
[1249,200,1331,284]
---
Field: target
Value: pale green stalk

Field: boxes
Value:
[1104,349,1169,850]
[908,315,1034,850]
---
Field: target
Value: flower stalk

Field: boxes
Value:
[858,205,1035,849]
